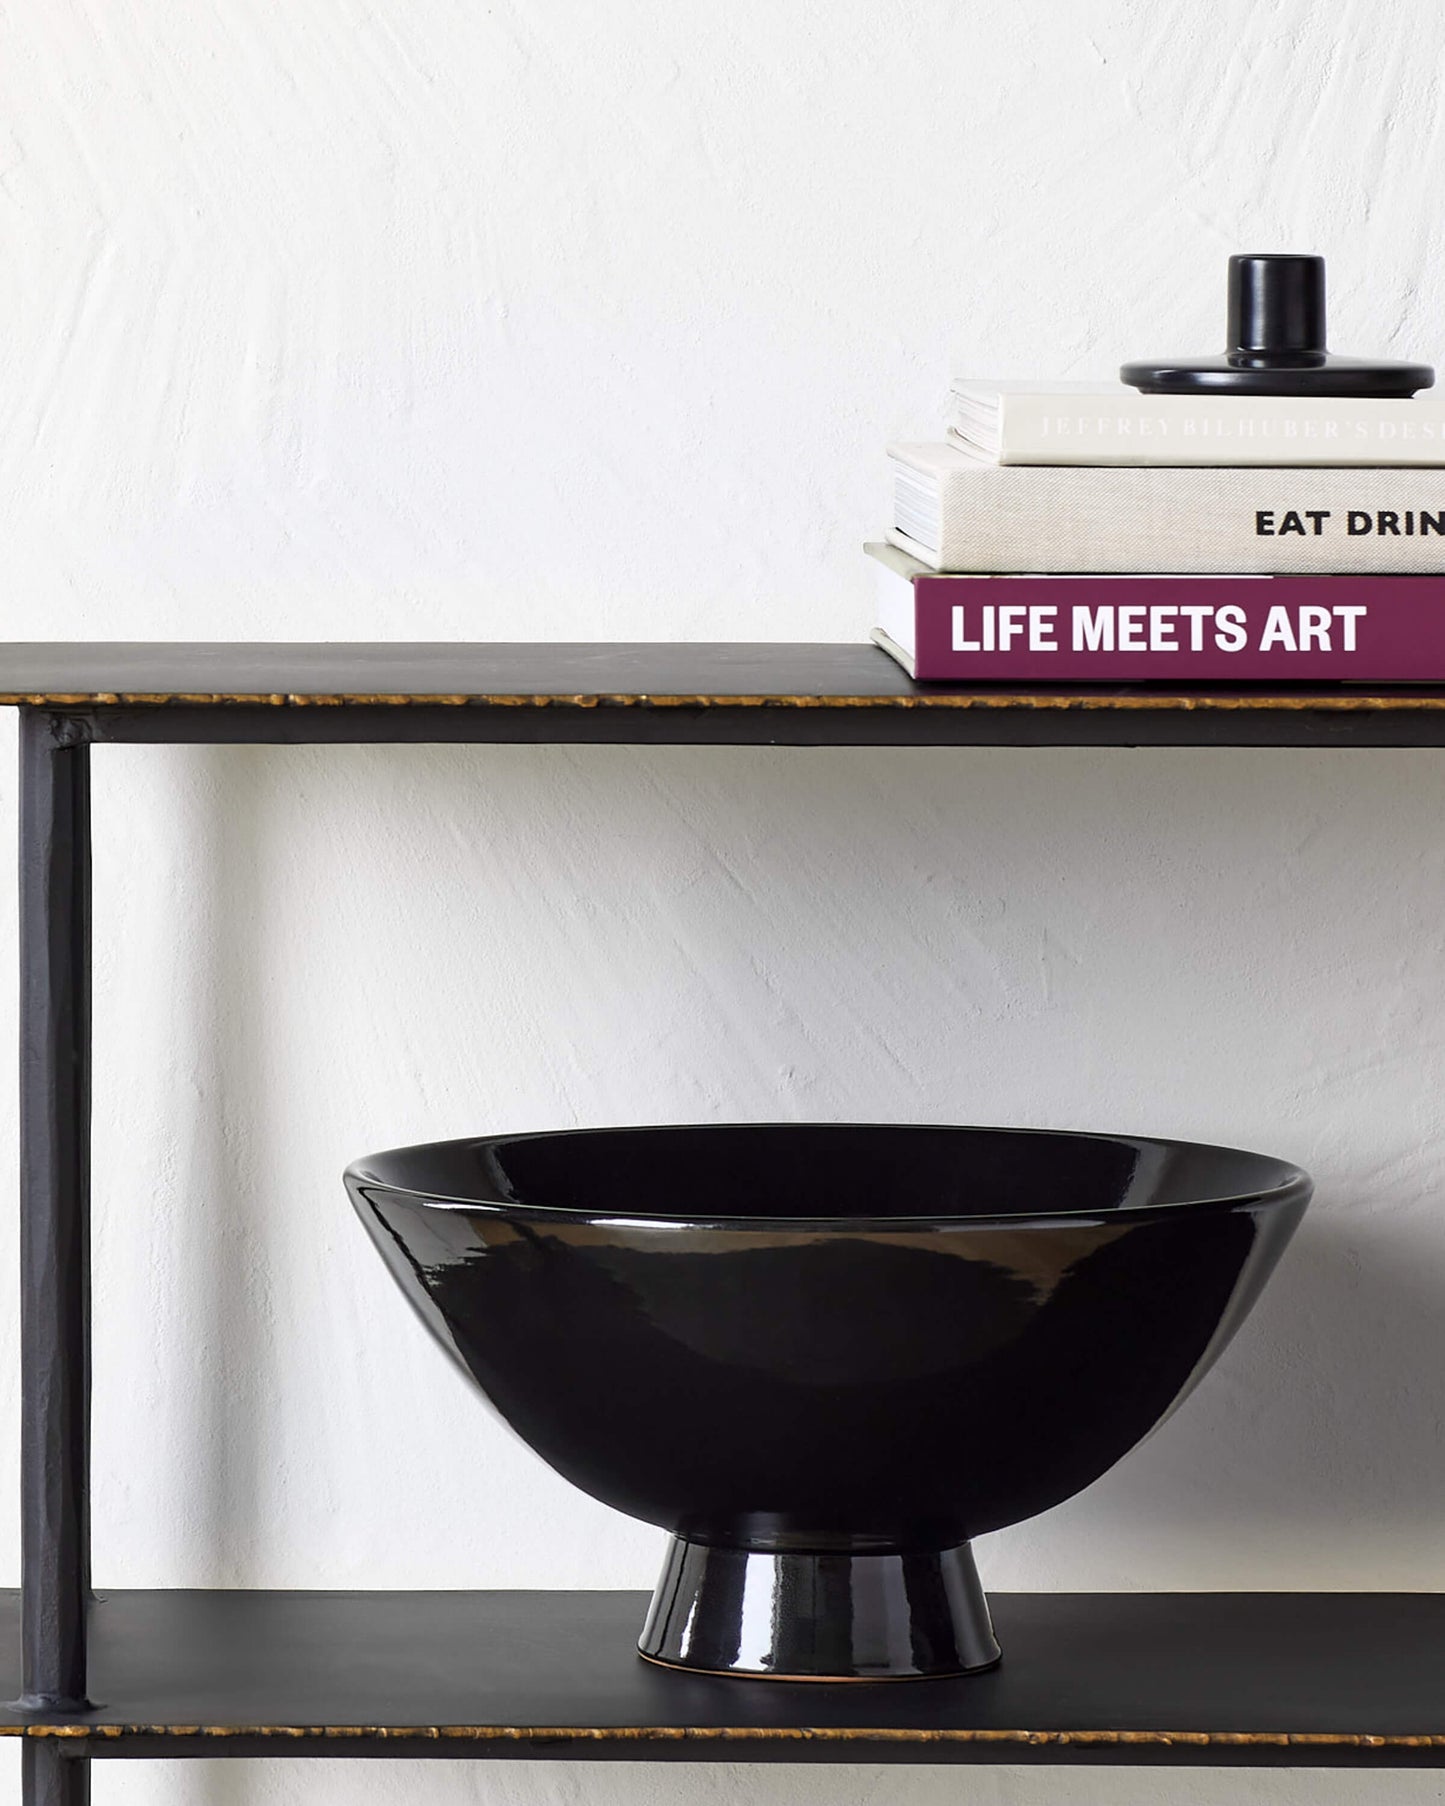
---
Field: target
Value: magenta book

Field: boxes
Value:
[871,560,1445,683]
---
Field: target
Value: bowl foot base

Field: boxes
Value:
[638,1536,1000,1680]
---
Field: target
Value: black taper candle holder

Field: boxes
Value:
[1120,253,1433,397]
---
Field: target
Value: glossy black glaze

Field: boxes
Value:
[345,1124,1310,1678]
[639,1541,999,1679]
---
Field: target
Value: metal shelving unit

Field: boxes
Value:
[6,640,1445,1801]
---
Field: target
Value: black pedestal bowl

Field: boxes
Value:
[345,1124,1309,1681]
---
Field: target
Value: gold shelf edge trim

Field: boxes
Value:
[11,1724,1445,1748]
[5,693,1445,713]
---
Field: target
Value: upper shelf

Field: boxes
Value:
[5,642,1445,745]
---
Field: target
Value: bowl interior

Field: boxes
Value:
[351,1124,1304,1224]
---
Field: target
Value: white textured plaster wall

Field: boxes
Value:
[4,0,1445,1801]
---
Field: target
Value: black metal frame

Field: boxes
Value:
[19,684,1445,1798]
[18,714,91,1806]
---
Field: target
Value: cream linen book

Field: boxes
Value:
[890,441,1445,573]
[949,380,1445,468]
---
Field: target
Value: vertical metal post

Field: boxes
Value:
[21,1744,87,1806]
[18,709,93,1805]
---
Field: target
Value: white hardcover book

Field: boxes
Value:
[889,442,1445,573]
[949,380,1445,468]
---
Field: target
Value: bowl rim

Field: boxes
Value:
[343,1122,1313,1233]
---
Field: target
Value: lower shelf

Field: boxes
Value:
[2,1589,1444,1766]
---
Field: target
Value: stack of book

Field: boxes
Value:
[870,380,1445,682]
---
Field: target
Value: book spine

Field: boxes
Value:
[913,463,1445,573]
[907,574,1445,681]
[987,396,1445,468]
